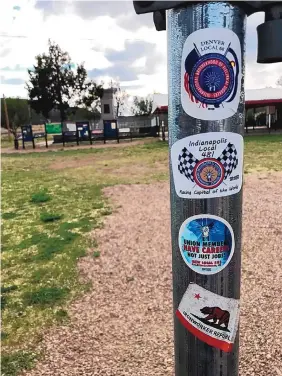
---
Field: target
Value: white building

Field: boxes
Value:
[100,88,117,121]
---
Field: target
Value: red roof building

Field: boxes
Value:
[152,88,282,132]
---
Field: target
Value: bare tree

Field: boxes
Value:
[131,95,153,116]
[109,80,128,117]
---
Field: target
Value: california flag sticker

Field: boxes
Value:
[176,283,240,352]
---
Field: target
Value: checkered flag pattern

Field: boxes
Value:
[217,143,238,179]
[178,147,199,182]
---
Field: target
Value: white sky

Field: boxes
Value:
[1,1,282,106]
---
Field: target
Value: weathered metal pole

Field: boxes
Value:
[168,3,246,375]
[133,1,282,375]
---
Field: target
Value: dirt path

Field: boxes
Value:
[23,173,282,376]
[2,139,156,154]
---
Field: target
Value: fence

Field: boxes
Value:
[117,115,154,129]
[17,121,161,149]
[53,125,160,144]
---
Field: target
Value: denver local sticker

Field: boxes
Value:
[179,214,234,275]
[171,132,243,199]
[181,28,242,120]
[176,283,240,352]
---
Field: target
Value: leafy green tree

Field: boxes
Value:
[131,95,153,116]
[26,40,89,123]
[1,97,30,138]
[76,80,104,121]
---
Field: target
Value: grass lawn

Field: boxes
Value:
[1,134,56,151]
[243,134,282,173]
[1,135,282,375]
[1,135,14,149]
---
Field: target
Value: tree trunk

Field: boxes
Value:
[54,60,66,125]
[116,102,119,118]
[14,138,19,150]
[60,106,65,125]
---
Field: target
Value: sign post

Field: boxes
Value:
[167,4,244,375]
[133,2,282,375]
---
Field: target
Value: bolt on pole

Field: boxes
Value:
[168,3,245,375]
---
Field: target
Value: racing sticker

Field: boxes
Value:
[171,132,243,199]
[176,283,240,352]
[179,214,234,275]
[181,28,242,120]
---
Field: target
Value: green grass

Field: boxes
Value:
[31,191,51,203]
[2,212,18,220]
[40,212,63,222]
[244,134,282,172]
[22,287,69,306]
[1,136,282,375]
[92,251,100,258]
[2,351,38,376]
[1,134,14,149]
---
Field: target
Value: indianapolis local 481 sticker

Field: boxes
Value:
[181,28,242,120]
[179,214,234,275]
[171,132,243,199]
[176,283,240,352]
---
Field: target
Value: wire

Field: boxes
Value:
[0,34,148,41]
[0,34,28,38]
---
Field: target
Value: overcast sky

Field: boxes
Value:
[1,0,282,101]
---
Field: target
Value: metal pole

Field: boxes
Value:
[167,2,246,376]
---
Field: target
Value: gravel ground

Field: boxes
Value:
[23,173,282,376]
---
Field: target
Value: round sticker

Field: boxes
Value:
[179,214,234,275]
[193,158,225,189]
[190,53,235,106]
[181,28,242,121]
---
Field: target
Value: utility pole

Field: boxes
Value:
[3,95,11,141]
[133,2,282,376]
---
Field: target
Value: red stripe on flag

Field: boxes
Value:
[176,310,233,353]
[184,73,208,108]
[184,73,194,102]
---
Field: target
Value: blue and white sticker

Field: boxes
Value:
[179,214,235,275]
[171,132,243,199]
[181,28,242,120]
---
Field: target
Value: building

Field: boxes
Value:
[100,88,117,121]
[245,88,282,131]
[152,88,282,132]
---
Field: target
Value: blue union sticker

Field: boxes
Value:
[179,214,235,275]
[181,28,242,121]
